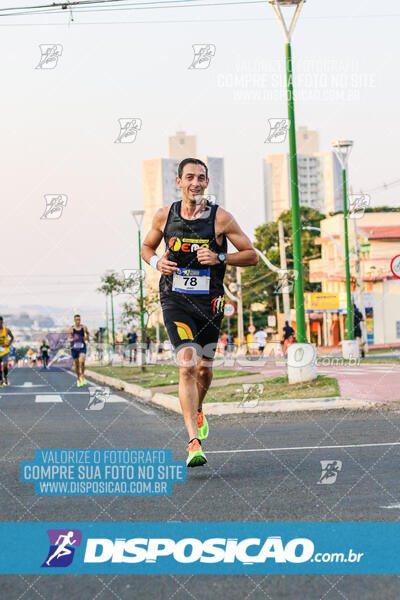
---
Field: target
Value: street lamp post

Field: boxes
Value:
[267,1,317,383]
[332,140,360,359]
[269,0,307,344]
[131,210,146,368]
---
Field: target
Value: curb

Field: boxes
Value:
[85,369,374,414]
[85,369,152,401]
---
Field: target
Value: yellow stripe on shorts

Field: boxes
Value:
[174,321,194,340]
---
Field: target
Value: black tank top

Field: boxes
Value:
[159,201,227,307]
[71,327,85,349]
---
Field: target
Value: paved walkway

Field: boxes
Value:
[243,361,400,404]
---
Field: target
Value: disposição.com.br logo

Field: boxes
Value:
[41,529,82,568]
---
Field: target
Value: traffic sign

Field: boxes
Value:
[390,254,400,279]
[224,302,236,318]
[248,325,256,334]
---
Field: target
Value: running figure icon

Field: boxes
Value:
[45,531,77,566]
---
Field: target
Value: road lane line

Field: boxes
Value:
[0,392,87,396]
[207,441,400,454]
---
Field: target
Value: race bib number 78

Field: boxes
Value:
[172,268,210,294]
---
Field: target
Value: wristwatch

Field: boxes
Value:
[217,252,226,264]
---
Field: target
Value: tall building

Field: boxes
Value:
[168,130,197,159]
[142,132,225,303]
[263,126,343,222]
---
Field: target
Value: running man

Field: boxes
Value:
[0,316,14,387]
[40,339,50,369]
[141,158,258,467]
[68,314,89,387]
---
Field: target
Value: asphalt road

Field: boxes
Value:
[1,366,400,599]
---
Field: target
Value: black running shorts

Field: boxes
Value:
[161,298,223,359]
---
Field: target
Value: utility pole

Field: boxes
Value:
[350,189,368,353]
[105,294,109,361]
[131,210,146,371]
[278,220,290,323]
[110,291,116,351]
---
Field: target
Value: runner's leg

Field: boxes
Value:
[80,354,85,378]
[3,358,8,382]
[177,345,200,441]
[74,357,80,379]
[196,358,213,412]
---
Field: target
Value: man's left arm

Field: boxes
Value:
[6,329,14,347]
[197,208,258,267]
[84,326,90,343]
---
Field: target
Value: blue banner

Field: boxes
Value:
[0,522,399,574]
[20,449,185,496]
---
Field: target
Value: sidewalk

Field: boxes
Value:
[249,361,400,405]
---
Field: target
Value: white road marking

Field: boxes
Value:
[0,391,87,396]
[381,504,400,509]
[35,394,63,403]
[14,382,46,388]
[207,441,400,454]
[0,390,154,413]
[107,394,128,404]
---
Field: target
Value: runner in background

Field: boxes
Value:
[0,316,14,387]
[220,332,228,356]
[40,339,50,369]
[254,328,267,357]
[282,320,296,356]
[353,305,365,359]
[127,328,137,363]
[68,315,89,387]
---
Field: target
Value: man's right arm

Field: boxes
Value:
[141,208,179,275]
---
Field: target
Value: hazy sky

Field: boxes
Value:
[1,0,399,326]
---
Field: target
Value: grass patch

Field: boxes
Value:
[200,374,340,403]
[89,364,254,389]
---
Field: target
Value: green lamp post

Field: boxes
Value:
[269,0,307,343]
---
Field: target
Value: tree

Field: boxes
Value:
[241,207,324,319]
[98,269,162,370]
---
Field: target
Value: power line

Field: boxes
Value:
[362,178,400,194]
[0,0,267,17]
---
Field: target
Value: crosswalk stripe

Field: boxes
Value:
[35,394,63,403]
